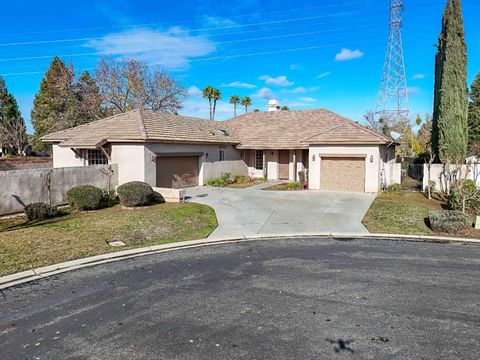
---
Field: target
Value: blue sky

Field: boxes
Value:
[1,0,479,133]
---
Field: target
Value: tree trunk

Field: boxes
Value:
[234,103,236,118]
[209,99,212,121]
[212,100,217,121]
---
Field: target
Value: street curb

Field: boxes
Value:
[1,233,479,290]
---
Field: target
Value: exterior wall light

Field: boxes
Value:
[312,154,316,162]
[370,155,374,163]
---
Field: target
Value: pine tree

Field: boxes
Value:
[432,0,469,163]
[31,57,76,150]
[0,77,28,155]
[73,71,106,125]
[468,73,480,149]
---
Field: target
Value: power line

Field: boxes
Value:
[1,0,375,37]
[0,37,382,77]
[0,8,386,48]
[0,21,386,63]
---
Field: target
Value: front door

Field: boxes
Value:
[278,150,289,179]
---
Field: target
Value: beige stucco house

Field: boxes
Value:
[42,108,400,193]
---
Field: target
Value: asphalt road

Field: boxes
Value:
[1,237,480,359]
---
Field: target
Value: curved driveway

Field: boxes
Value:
[185,184,376,238]
[1,237,479,359]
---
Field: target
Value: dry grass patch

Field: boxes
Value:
[0,203,217,276]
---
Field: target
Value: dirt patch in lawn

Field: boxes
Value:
[0,203,217,277]
[362,192,479,238]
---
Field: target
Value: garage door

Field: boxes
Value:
[320,157,365,192]
[156,156,199,188]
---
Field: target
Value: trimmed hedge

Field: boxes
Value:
[24,203,58,221]
[429,210,470,233]
[116,181,154,207]
[67,185,106,211]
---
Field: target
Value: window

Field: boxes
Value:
[255,150,264,170]
[219,149,225,162]
[87,149,108,165]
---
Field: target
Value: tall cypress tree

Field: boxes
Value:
[468,73,480,149]
[432,0,468,163]
[31,57,76,150]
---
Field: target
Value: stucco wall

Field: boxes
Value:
[423,164,480,191]
[203,160,248,182]
[146,143,241,186]
[385,163,402,185]
[52,145,85,167]
[0,165,118,216]
[110,144,146,185]
[308,145,381,192]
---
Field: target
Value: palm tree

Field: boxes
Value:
[202,85,214,120]
[211,88,222,121]
[229,95,240,117]
[241,96,252,113]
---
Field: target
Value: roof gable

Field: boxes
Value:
[302,122,389,145]
[42,109,238,148]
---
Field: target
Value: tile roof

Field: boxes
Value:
[42,109,239,148]
[42,108,391,149]
[223,109,390,149]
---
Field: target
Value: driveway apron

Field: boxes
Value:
[185,184,376,239]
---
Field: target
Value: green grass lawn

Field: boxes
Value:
[225,178,266,189]
[262,182,303,191]
[0,203,217,277]
[362,191,480,238]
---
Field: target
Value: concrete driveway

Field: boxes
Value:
[185,183,376,239]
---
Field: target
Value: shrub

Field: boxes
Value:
[285,182,302,190]
[447,180,480,214]
[67,185,106,211]
[232,175,250,184]
[429,210,470,233]
[116,181,154,207]
[206,173,233,187]
[24,203,58,221]
[386,183,402,193]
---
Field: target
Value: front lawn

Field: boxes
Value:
[362,191,480,238]
[0,203,217,277]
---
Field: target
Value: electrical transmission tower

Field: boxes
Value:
[376,0,409,123]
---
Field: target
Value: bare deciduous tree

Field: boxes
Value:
[95,57,186,114]
[0,116,29,156]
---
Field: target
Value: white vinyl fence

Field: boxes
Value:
[0,165,118,216]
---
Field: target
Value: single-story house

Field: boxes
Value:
[42,108,399,193]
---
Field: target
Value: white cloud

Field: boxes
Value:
[259,75,294,87]
[412,74,426,80]
[201,16,237,28]
[85,27,216,70]
[187,86,202,97]
[281,86,319,94]
[316,72,331,79]
[300,97,317,102]
[253,87,275,100]
[290,64,305,71]
[334,48,364,62]
[407,87,421,95]
[221,81,257,89]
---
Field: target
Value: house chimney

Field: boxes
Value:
[267,99,280,112]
